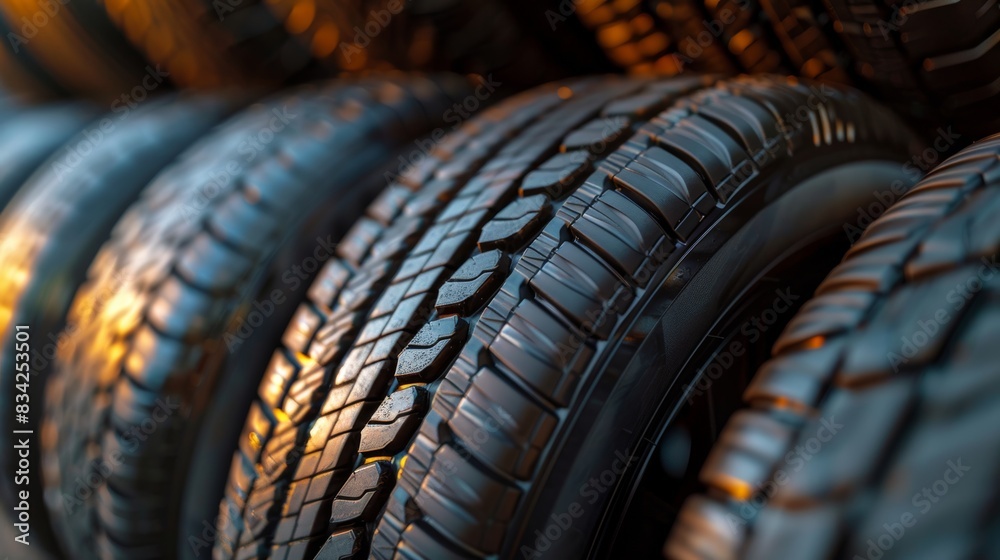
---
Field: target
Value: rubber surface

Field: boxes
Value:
[822,0,1000,136]
[665,133,1000,559]
[209,74,921,560]
[0,102,96,212]
[571,0,849,81]
[0,94,236,555]
[41,75,471,560]
[574,0,999,135]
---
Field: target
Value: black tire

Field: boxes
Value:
[40,75,472,560]
[0,94,237,556]
[0,102,96,212]
[571,0,849,81]
[103,0,312,88]
[106,0,576,89]
[664,133,1000,560]
[0,0,160,101]
[821,0,1000,138]
[262,0,575,86]
[209,74,923,560]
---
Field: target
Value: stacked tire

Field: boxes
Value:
[572,0,1000,136]
[208,74,924,559]
[665,133,1000,560]
[0,1,996,560]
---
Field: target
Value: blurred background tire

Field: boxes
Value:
[822,0,1000,140]
[570,0,849,81]
[0,102,95,211]
[665,132,1000,560]
[0,93,238,557]
[207,74,924,560]
[0,0,158,101]
[0,0,987,557]
[101,0,602,91]
[571,0,998,138]
[40,74,473,560]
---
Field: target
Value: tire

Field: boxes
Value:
[0,93,237,556]
[262,0,573,86]
[571,0,849,81]
[40,75,472,560]
[105,0,574,89]
[821,0,1000,138]
[664,133,1000,560]
[209,74,922,560]
[0,103,96,212]
[0,0,159,101]
[103,0,312,88]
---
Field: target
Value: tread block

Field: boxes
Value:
[208,192,280,252]
[394,317,470,384]
[359,387,430,456]
[697,93,778,155]
[744,341,845,410]
[529,241,627,340]
[176,232,254,292]
[774,290,878,354]
[490,299,594,406]
[561,116,631,153]
[123,325,194,393]
[446,366,558,480]
[771,379,916,506]
[282,304,324,355]
[665,495,745,560]
[307,260,352,311]
[435,250,512,316]
[612,145,710,240]
[838,265,981,384]
[602,91,674,118]
[907,189,1000,279]
[652,116,748,202]
[329,461,394,525]
[699,410,799,498]
[478,195,552,251]
[571,189,667,282]
[146,275,217,339]
[520,151,592,199]
[742,504,843,560]
[408,443,521,554]
[315,526,366,560]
